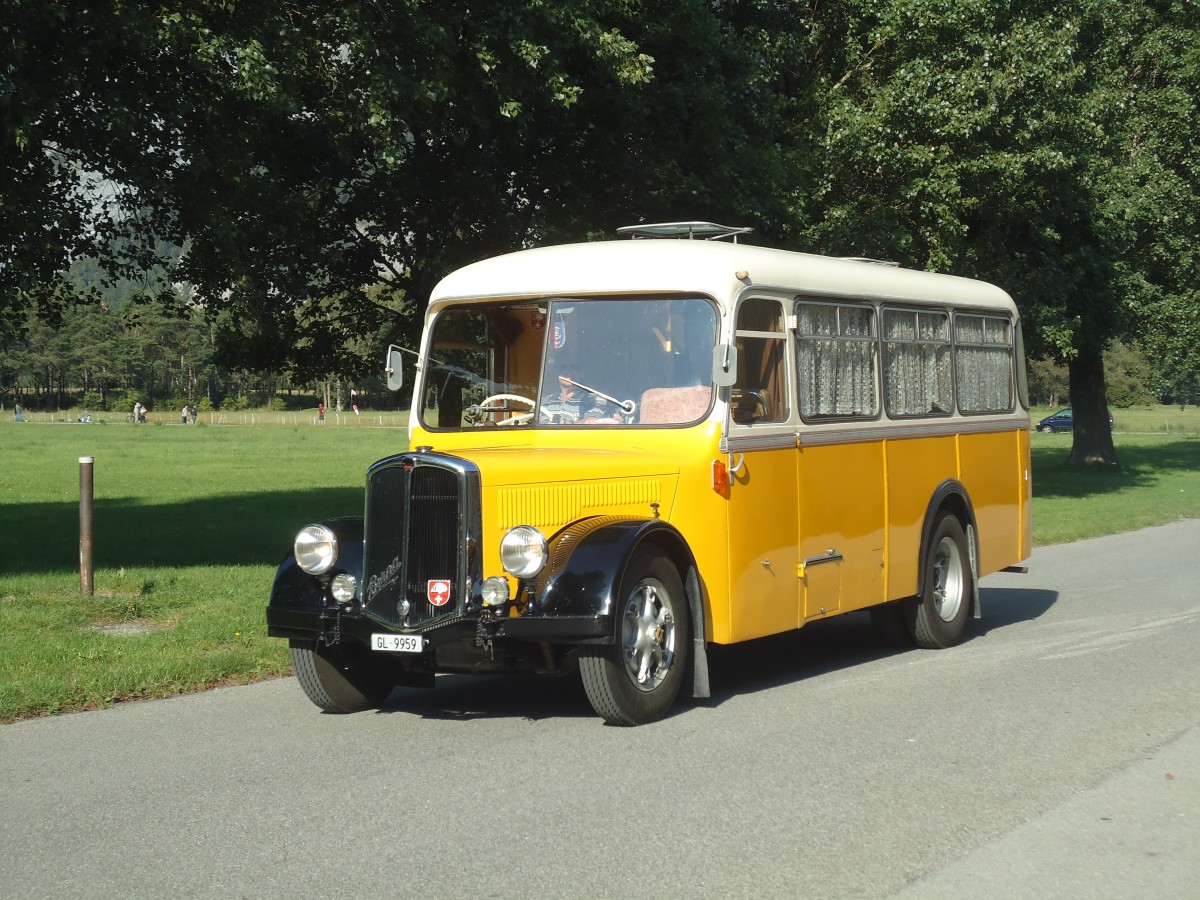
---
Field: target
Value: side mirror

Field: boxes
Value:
[385,344,405,391]
[712,342,738,387]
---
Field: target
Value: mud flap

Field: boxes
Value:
[968,523,982,619]
[686,566,710,698]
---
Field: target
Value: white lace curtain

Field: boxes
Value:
[796,304,1014,419]
[956,315,1013,412]
[796,304,878,417]
[883,310,952,416]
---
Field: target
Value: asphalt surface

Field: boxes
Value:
[3,519,1198,899]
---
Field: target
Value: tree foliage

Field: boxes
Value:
[2,1,782,377]
[733,0,1198,463]
[4,1,1197,464]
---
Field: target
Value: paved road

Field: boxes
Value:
[3,520,1198,899]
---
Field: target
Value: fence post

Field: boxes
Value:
[79,456,94,597]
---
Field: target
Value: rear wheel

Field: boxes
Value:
[290,639,394,713]
[910,514,973,649]
[580,550,689,725]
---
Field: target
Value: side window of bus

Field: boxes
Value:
[882,308,952,417]
[955,313,1015,413]
[794,301,879,419]
[732,298,789,424]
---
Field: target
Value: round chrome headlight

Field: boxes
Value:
[480,576,511,608]
[330,573,357,603]
[294,524,338,575]
[499,525,548,579]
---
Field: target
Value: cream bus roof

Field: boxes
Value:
[430,239,1015,313]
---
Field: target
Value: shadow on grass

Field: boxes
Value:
[366,585,1057,722]
[1032,437,1200,500]
[4,487,364,574]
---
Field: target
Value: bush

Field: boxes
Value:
[266,397,286,411]
[197,397,215,412]
[111,390,142,413]
[82,391,104,410]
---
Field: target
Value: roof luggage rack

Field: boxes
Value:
[617,221,753,242]
[840,257,900,267]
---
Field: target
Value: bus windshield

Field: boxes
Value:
[418,297,718,429]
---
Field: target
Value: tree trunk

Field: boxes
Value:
[1067,346,1119,466]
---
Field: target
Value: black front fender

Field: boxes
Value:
[531,518,698,624]
[266,516,363,639]
[521,517,710,697]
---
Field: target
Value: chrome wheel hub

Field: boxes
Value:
[932,536,965,622]
[621,579,676,691]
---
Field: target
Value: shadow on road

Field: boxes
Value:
[702,585,1059,707]
[361,585,1058,723]
[973,586,1059,634]
[374,671,593,723]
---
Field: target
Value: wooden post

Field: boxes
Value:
[79,456,94,596]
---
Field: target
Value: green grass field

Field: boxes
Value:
[2,411,1198,721]
[1,421,402,721]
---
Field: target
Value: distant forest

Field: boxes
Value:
[0,253,405,414]
[0,252,1179,415]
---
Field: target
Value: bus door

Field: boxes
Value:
[794,300,887,620]
[725,297,800,641]
[797,437,886,618]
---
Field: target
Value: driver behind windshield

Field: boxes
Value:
[542,359,624,424]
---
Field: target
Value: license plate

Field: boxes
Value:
[371,633,424,653]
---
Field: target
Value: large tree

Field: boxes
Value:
[747,0,1144,464]
[1107,1,1200,411]
[2,1,787,379]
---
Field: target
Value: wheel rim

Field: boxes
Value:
[620,577,676,691]
[931,536,965,622]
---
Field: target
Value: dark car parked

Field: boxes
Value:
[1036,408,1114,433]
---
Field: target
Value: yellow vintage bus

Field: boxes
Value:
[268,222,1032,725]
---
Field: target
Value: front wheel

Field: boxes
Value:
[1039,424,1053,433]
[290,639,394,713]
[909,514,973,649]
[580,550,689,725]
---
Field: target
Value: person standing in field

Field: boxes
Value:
[318,403,325,423]
[181,405,189,424]
[13,402,23,422]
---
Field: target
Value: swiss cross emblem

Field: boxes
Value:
[427,579,451,606]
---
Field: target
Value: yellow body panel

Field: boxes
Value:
[958,429,1023,575]
[725,447,800,642]
[409,417,1031,646]
[798,441,887,618]
[409,422,730,636]
[883,436,961,599]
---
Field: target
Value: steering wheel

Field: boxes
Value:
[470,394,551,426]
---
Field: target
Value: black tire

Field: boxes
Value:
[289,638,394,713]
[909,514,973,649]
[579,549,689,726]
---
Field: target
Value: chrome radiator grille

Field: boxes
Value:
[362,457,465,629]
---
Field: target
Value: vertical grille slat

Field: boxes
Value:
[362,458,464,629]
